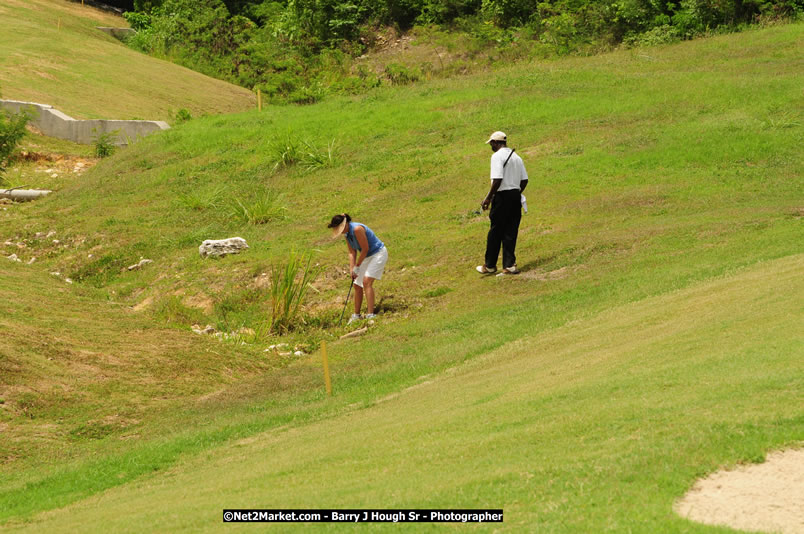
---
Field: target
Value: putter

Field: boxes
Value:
[338,280,354,326]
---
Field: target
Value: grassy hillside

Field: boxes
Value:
[0,22,802,530]
[5,253,802,532]
[0,0,254,120]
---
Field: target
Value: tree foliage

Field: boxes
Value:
[123,0,804,103]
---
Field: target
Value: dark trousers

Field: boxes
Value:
[485,189,522,269]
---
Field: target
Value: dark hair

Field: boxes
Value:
[327,213,351,228]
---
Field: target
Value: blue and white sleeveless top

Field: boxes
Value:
[346,222,384,256]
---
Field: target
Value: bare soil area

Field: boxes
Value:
[675,449,804,534]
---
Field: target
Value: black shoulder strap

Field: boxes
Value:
[503,148,516,168]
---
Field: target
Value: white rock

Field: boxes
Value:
[127,258,153,271]
[46,231,56,238]
[199,237,249,259]
[6,254,20,262]
[65,278,73,284]
[27,257,36,265]
[294,351,304,356]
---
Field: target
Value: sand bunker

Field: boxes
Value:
[675,449,804,534]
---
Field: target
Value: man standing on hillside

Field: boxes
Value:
[477,131,528,275]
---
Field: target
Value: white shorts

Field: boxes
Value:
[355,246,388,288]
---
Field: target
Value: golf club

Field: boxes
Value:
[338,280,354,326]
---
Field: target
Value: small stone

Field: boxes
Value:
[27,257,36,265]
[46,231,56,238]
[6,254,20,262]
[294,351,304,356]
[127,258,153,271]
[65,278,73,284]
[52,239,60,244]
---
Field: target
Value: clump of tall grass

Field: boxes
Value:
[268,250,318,334]
[228,191,286,225]
[268,133,336,173]
[177,185,226,211]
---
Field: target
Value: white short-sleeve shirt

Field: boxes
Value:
[490,147,528,192]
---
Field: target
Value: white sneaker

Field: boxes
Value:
[364,313,377,319]
[347,314,362,325]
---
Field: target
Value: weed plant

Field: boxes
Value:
[267,134,336,173]
[176,185,226,211]
[228,191,286,225]
[268,250,318,334]
[92,129,117,158]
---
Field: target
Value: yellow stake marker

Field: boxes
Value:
[321,341,332,396]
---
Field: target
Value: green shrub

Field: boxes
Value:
[173,108,192,124]
[92,129,118,158]
[0,109,30,177]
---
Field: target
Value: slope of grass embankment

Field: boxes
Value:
[1,22,802,531]
[0,0,255,121]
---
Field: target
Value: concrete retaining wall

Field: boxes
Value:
[0,99,169,146]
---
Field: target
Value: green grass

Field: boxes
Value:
[0,22,802,531]
[4,254,802,532]
[0,0,254,121]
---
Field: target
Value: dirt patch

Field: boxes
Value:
[133,296,154,312]
[182,293,214,314]
[521,265,584,281]
[675,448,804,534]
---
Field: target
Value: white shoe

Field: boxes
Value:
[347,314,362,325]
[364,313,377,319]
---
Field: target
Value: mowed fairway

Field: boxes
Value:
[6,254,802,532]
[0,0,254,120]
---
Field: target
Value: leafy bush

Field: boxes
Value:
[92,129,118,158]
[0,109,30,177]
